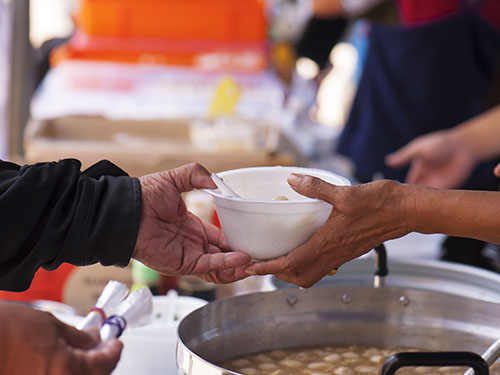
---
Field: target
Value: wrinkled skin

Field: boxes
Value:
[246,175,412,287]
[385,130,476,189]
[0,302,122,375]
[134,163,251,284]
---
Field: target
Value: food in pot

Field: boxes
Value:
[219,345,500,375]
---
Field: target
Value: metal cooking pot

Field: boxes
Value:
[177,286,500,375]
[177,247,500,375]
[271,256,500,303]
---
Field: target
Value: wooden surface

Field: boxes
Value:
[24,116,295,176]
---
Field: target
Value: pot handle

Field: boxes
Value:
[380,352,489,375]
[374,243,388,288]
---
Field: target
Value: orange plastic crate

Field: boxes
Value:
[56,0,270,70]
[51,36,269,71]
[0,264,76,303]
[76,0,268,43]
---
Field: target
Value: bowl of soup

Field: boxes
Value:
[205,166,351,260]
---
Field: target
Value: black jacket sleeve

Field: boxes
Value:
[0,159,141,292]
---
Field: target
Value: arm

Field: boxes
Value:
[312,0,386,18]
[0,161,251,375]
[312,0,343,17]
[410,185,500,243]
[386,105,500,188]
[0,160,251,292]
[246,174,500,287]
[448,105,500,164]
[0,159,139,291]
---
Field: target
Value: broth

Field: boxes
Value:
[219,345,499,375]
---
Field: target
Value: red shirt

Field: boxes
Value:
[398,0,500,29]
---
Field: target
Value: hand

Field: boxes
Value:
[0,302,122,375]
[495,162,500,178]
[134,163,251,283]
[385,130,476,189]
[246,175,412,287]
[312,0,343,17]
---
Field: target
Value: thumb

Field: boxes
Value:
[287,174,340,205]
[385,142,420,168]
[73,339,123,375]
[495,162,500,178]
[56,320,99,350]
[170,163,216,192]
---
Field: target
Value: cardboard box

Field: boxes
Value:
[24,116,294,177]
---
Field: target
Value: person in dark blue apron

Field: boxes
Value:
[337,0,500,268]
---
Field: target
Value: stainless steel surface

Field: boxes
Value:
[482,338,500,366]
[272,257,500,303]
[177,286,500,375]
[464,338,500,375]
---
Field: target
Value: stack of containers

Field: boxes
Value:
[52,0,269,72]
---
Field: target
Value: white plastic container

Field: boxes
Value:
[206,166,351,260]
[54,294,207,375]
[112,294,207,375]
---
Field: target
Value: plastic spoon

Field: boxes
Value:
[77,280,129,331]
[100,286,153,342]
[211,173,242,198]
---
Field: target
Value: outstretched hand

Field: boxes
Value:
[385,130,476,189]
[246,175,412,287]
[134,163,251,283]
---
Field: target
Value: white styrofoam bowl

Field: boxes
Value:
[206,166,351,260]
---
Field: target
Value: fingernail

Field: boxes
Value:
[245,269,257,276]
[287,174,303,186]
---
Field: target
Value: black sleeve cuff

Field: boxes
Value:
[84,176,141,267]
[0,159,142,292]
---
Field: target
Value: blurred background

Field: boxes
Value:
[2,0,500,313]
[1,0,384,171]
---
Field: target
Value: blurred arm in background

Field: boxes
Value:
[386,104,500,189]
[312,0,386,18]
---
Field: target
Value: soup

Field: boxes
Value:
[219,345,498,375]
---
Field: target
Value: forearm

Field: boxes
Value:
[449,105,500,164]
[312,0,343,17]
[311,0,385,17]
[405,184,500,244]
[0,159,141,291]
